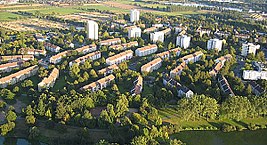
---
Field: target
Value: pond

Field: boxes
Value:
[0,137,46,145]
[172,129,267,145]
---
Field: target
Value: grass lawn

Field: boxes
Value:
[159,107,267,129]
[52,73,68,91]
[0,12,25,21]
[172,129,267,145]
[27,7,85,15]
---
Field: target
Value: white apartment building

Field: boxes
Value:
[0,55,34,62]
[128,27,141,38]
[44,42,61,53]
[156,48,181,59]
[130,9,140,22]
[150,32,164,43]
[241,43,260,56]
[0,65,39,88]
[80,74,115,92]
[69,51,101,67]
[21,48,46,56]
[98,64,119,76]
[243,70,267,80]
[106,50,133,65]
[87,20,98,40]
[141,58,162,73]
[181,51,204,64]
[99,38,121,46]
[207,39,223,51]
[50,51,69,64]
[176,35,191,49]
[38,68,59,92]
[0,61,24,73]
[170,62,186,78]
[135,44,158,57]
[75,44,97,54]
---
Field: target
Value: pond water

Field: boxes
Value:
[172,129,267,145]
[0,137,46,145]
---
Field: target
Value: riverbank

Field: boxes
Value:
[171,129,267,145]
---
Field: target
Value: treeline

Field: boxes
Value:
[177,95,267,121]
[166,5,198,12]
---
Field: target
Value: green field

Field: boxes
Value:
[0,12,25,21]
[172,129,267,145]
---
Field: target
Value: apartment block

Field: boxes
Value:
[130,9,140,22]
[131,75,143,96]
[69,51,101,67]
[106,50,133,65]
[243,70,267,80]
[50,51,70,64]
[0,55,34,62]
[181,51,204,64]
[150,32,164,43]
[128,27,141,38]
[176,35,191,49]
[0,65,39,88]
[75,44,97,54]
[99,38,121,46]
[44,42,61,53]
[210,54,232,76]
[141,58,162,73]
[218,74,235,96]
[161,28,171,36]
[80,74,115,92]
[156,48,181,59]
[170,61,186,78]
[143,26,158,33]
[21,48,46,56]
[87,20,98,40]
[38,68,59,91]
[241,43,260,56]
[109,41,138,51]
[163,74,194,98]
[135,44,158,57]
[98,64,119,76]
[207,39,223,51]
[0,61,25,73]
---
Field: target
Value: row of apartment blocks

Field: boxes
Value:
[209,54,232,76]
[80,74,115,92]
[0,65,39,88]
[38,68,59,92]
[150,28,171,43]
[156,48,181,59]
[130,75,143,96]
[50,44,97,64]
[0,61,25,73]
[0,55,34,62]
[44,42,61,53]
[99,38,121,46]
[98,64,119,76]
[109,41,138,51]
[20,48,46,56]
[106,50,133,66]
[243,70,267,80]
[135,44,158,57]
[69,51,101,67]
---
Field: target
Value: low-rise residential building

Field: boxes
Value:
[21,48,46,56]
[135,44,158,57]
[156,48,181,59]
[131,75,143,95]
[0,55,34,62]
[75,44,97,54]
[80,74,115,92]
[249,81,265,96]
[174,25,187,34]
[170,62,186,78]
[109,41,138,51]
[181,51,204,64]
[163,74,194,98]
[0,61,25,73]
[38,68,59,91]
[235,34,250,40]
[218,74,235,96]
[35,33,47,42]
[243,70,267,80]
[99,38,121,46]
[106,50,133,65]
[128,27,141,38]
[176,35,191,49]
[210,54,232,76]
[207,39,223,51]
[50,51,70,64]
[141,58,162,73]
[98,64,119,76]
[150,32,164,43]
[0,65,38,88]
[44,42,61,53]
[161,28,171,36]
[196,27,211,37]
[69,51,101,67]
[241,43,260,56]
[143,26,158,33]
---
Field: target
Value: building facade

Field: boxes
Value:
[106,50,133,65]
[130,9,140,22]
[176,35,191,49]
[150,32,164,43]
[135,44,158,57]
[38,68,59,91]
[241,43,260,56]
[87,20,98,40]
[69,51,101,67]
[207,39,223,51]
[80,74,115,92]
[128,27,141,38]
[141,58,162,73]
